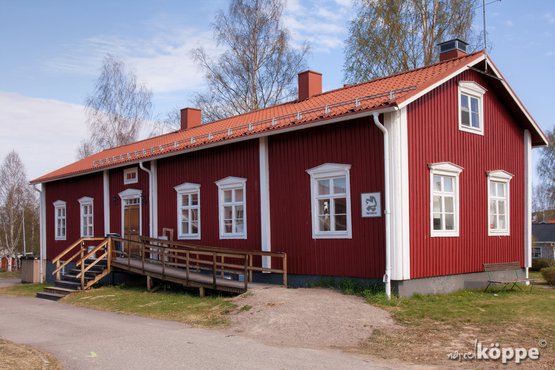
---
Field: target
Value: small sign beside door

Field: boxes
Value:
[361,192,381,218]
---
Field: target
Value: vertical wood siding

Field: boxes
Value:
[156,140,261,250]
[45,173,104,259]
[408,70,525,278]
[109,165,150,237]
[268,117,385,278]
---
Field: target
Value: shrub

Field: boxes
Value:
[531,258,553,271]
[541,267,555,285]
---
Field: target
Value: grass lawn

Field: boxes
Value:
[362,286,555,368]
[0,339,60,370]
[0,270,21,279]
[62,285,236,328]
[0,283,47,297]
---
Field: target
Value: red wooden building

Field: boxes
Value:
[31,40,547,295]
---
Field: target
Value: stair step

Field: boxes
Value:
[61,274,94,283]
[36,291,65,301]
[69,268,102,277]
[44,287,76,295]
[55,280,82,290]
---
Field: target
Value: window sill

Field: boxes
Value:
[312,232,352,240]
[488,230,510,237]
[55,237,66,241]
[459,125,484,136]
[219,234,247,240]
[178,234,201,240]
[430,231,459,238]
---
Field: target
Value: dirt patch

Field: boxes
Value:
[0,339,60,370]
[227,285,398,349]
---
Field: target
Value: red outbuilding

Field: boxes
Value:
[32,40,547,296]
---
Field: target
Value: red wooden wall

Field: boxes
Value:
[45,173,104,259]
[268,117,385,278]
[408,69,525,278]
[109,165,150,237]
[156,140,261,250]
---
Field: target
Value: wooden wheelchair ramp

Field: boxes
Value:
[110,237,287,296]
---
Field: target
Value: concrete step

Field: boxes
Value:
[55,280,81,290]
[36,291,65,301]
[44,286,76,296]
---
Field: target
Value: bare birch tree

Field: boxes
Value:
[78,55,152,158]
[193,0,309,122]
[344,0,478,83]
[148,109,181,137]
[0,151,37,270]
[538,128,555,203]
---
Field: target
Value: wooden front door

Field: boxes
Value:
[124,204,140,257]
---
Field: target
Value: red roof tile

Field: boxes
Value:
[33,51,539,183]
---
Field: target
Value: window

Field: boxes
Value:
[123,167,138,185]
[429,162,463,237]
[53,200,66,240]
[487,170,512,236]
[458,81,486,135]
[532,247,542,259]
[307,163,352,239]
[216,177,247,239]
[78,197,94,237]
[174,182,201,240]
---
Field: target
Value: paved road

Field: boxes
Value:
[0,278,21,288]
[0,296,408,370]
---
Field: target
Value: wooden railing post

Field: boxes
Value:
[283,254,287,288]
[212,253,217,288]
[161,248,165,278]
[244,255,248,291]
[248,254,253,282]
[185,251,190,283]
[142,241,145,272]
[127,241,131,268]
[56,260,60,281]
[107,238,112,273]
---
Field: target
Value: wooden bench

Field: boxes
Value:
[483,262,533,292]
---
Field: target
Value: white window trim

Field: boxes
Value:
[123,167,138,185]
[78,196,94,238]
[174,182,201,240]
[53,200,67,241]
[118,188,142,238]
[306,163,352,239]
[532,246,542,258]
[429,162,463,237]
[458,81,487,136]
[215,176,247,240]
[487,170,513,236]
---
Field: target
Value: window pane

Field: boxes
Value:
[489,200,496,215]
[498,215,506,229]
[319,216,330,231]
[433,213,442,230]
[490,183,497,196]
[235,188,243,202]
[433,175,442,191]
[191,193,198,205]
[461,111,470,126]
[445,214,454,230]
[471,113,480,128]
[191,222,198,234]
[182,194,189,206]
[498,201,506,215]
[318,199,330,215]
[335,215,347,231]
[470,97,479,113]
[235,206,244,220]
[181,221,189,234]
[333,177,346,194]
[335,198,347,214]
[497,182,505,197]
[224,190,232,203]
[236,220,244,233]
[181,209,189,222]
[433,196,442,212]
[191,209,198,221]
[443,177,453,192]
[224,206,233,219]
[224,221,233,233]
[444,197,454,213]
[318,179,330,195]
[461,94,469,108]
[489,214,496,229]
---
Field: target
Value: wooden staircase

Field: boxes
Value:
[36,238,112,301]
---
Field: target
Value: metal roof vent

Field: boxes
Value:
[437,39,469,61]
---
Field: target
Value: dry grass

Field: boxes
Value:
[0,339,60,370]
[0,283,46,297]
[361,287,555,369]
[62,285,236,327]
[0,271,21,279]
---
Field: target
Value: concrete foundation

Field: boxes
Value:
[392,271,492,296]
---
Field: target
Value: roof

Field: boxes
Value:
[533,223,555,243]
[32,51,547,184]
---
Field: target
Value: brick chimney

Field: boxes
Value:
[180,108,201,130]
[298,70,322,101]
[438,39,468,62]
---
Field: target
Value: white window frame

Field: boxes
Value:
[78,196,94,238]
[123,167,138,185]
[532,247,542,259]
[487,170,513,236]
[53,200,66,241]
[174,182,201,240]
[429,162,463,237]
[306,163,352,239]
[458,81,487,136]
[216,177,247,240]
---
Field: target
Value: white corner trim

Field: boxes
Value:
[259,137,272,269]
[428,162,464,174]
[385,109,411,280]
[174,182,201,192]
[150,160,158,238]
[103,170,110,236]
[524,130,532,268]
[487,170,514,181]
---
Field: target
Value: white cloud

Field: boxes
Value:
[44,26,218,95]
[283,0,353,53]
[0,92,88,181]
[504,20,514,27]
[545,13,555,24]
[546,51,555,57]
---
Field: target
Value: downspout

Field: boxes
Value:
[32,184,45,283]
[372,112,392,299]
[139,162,153,238]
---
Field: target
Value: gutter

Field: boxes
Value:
[372,112,392,299]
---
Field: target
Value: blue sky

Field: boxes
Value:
[0,0,553,180]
